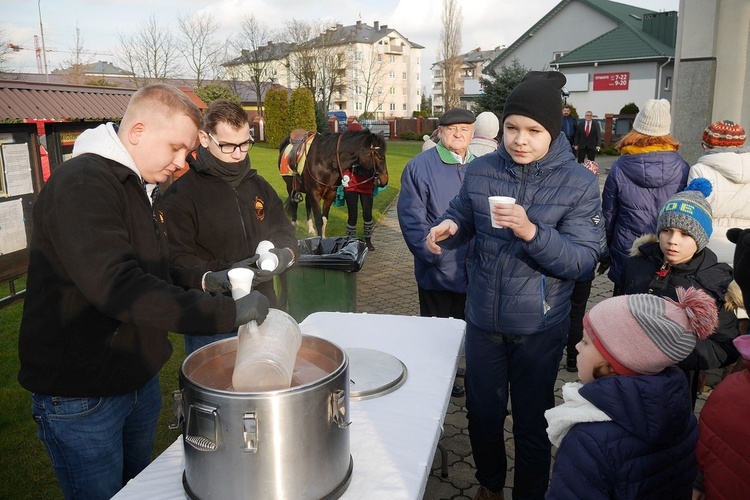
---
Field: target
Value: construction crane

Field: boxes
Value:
[7,39,114,75]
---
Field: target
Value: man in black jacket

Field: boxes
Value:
[573,110,601,162]
[159,99,299,355]
[18,84,269,500]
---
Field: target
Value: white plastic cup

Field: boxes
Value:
[257,252,279,271]
[232,309,303,392]
[255,240,275,256]
[488,196,516,228]
[227,267,254,300]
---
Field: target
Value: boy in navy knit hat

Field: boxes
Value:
[619,178,743,406]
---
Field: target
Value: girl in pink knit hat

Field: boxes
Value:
[545,288,718,499]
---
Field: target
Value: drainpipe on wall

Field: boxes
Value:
[657,57,672,99]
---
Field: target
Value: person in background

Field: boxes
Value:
[619,180,741,407]
[342,119,377,251]
[422,127,441,151]
[159,99,298,356]
[426,72,601,500]
[17,84,269,500]
[545,288,717,499]
[468,111,500,157]
[601,98,689,295]
[398,107,476,399]
[573,110,600,163]
[561,105,577,149]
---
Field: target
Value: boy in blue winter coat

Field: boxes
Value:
[427,71,602,499]
[545,288,718,499]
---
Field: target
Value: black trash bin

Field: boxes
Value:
[275,237,368,322]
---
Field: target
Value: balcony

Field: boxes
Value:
[384,45,403,54]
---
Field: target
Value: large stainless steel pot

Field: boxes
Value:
[172,334,352,499]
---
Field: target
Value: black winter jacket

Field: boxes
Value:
[19,152,237,397]
[159,152,298,304]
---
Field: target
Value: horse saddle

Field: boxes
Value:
[280,129,316,176]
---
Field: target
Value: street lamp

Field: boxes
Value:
[38,0,49,82]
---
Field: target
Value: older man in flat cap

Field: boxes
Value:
[397,108,476,398]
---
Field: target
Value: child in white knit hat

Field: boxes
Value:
[545,287,718,499]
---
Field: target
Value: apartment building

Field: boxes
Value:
[431,46,503,114]
[224,20,424,119]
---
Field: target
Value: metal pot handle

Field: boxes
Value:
[169,390,184,430]
[184,403,220,452]
[331,389,351,428]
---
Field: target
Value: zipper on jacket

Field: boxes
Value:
[541,274,550,326]
[233,189,253,256]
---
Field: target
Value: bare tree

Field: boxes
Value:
[280,20,347,112]
[233,15,277,116]
[117,15,181,87]
[439,0,463,109]
[0,28,14,73]
[355,45,390,119]
[59,25,93,84]
[177,12,226,87]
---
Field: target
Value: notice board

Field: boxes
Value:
[0,123,43,285]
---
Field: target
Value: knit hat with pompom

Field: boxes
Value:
[657,178,714,252]
[584,287,718,375]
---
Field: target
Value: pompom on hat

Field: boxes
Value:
[502,71,566,138]
[702,120,746,148]
[633,98,672,136]
[474,111,500,139]
[657,178,714,252]
[584,287,718,376]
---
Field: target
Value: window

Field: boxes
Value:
[417,103,421,111]
[377,54,382,62]
[390,103,396,111]
[402,72,407,79]
[377,86,383,95]
[378,103,383,111]
[354,51,361,61]
[664,76,672,91]
[390,55,395,63]
[552,51,567,61]
[389,71,396,79]
[416,89,420,96]
[416,73,420,80]
[389,87,395,95]
[356,102,362,111]
[402,103,407,111]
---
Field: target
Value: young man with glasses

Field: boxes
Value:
[159,99,299,354]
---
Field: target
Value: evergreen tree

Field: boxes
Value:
[194,83,241,106]
[264,87,290,148]
[288,87,316,132]
[473,59,528,116]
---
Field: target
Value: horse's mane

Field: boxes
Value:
[313,130,386,156]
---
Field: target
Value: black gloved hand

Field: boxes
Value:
[203,269,231,294]
[727,228,750,305]
[596,255,611,275]
[234,290,270,327]
[254,248,295,285]
[231,255,260,269]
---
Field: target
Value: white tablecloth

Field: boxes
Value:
[113,312,465,500]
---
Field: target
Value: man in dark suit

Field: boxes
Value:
[573,110,600,163]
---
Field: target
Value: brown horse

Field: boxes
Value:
[278,130,388,236]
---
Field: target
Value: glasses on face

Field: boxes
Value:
[207,133,254,154]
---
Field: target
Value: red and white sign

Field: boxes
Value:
[593,72,629,91]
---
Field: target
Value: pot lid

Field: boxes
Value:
[346,348,407,401]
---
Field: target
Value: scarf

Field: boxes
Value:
[544,382,612,447]
[197,145,251,188]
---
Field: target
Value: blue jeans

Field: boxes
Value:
[31,376,162,500]
[184,332,236,356]
[465,319,568,499]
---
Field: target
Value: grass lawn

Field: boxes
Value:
[0,139,421,499]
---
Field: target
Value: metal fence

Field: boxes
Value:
[359,120,390,139]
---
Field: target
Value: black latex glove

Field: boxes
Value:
[203,256,260,293]
[254,248,295,285]
[234,290,270,327]
[596,254,611,275]
[203,269,231,293]
[231,255,260,269]
[727,228,750,305]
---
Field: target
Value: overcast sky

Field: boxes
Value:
[2,0,679,93]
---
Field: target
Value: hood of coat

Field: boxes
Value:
[72,123,140,180]
[580,366,695,446]
[697,149,750,185]
[612,151,688,189]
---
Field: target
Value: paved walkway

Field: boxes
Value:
[353,156,721,499]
